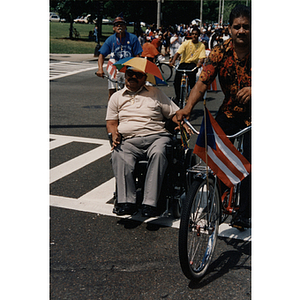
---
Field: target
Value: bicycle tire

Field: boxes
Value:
[179,177,220,280]
[159,63,173,81]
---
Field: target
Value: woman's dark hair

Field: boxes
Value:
[229,5,251,26]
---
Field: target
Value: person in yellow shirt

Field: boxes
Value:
[170,27,206,103]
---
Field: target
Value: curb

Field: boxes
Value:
[50,53,99,62]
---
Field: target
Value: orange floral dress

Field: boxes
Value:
[200,38,251,126]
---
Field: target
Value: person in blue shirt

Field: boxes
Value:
[96,16,143,99]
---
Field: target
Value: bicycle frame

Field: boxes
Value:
[219,128,248,215]
[221,184,238,214]
[184,118,251,219]
[176,66,198,109]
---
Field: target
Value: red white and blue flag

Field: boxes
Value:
[106,53,117,79]
[193,108,251,188]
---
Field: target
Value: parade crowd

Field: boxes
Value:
[136,21,231,61]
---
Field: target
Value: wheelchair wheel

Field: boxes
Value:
[179,177,220,280]
[172,197,182,219]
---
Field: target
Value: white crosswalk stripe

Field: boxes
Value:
[49,134,251,240]
[50,61,106,80]
[50,135,111,184]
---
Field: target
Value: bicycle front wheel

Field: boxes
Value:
[179,177,220,280]
[159,63,173,81]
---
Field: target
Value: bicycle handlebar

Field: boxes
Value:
[103,74,119,84]
[183,118,199,135]
[176,66,198,73]
[226,126,251,139]
[95,72,122,84]
[183,118,251,138]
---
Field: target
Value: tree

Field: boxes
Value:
[49,0,251,38]
[102,0,250,29]
[50,0,99,39]
[222,1,249,24]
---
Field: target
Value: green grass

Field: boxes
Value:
[50,22,136,54]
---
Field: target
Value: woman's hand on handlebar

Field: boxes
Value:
[176,107,191,123]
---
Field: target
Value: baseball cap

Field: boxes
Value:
[113,16,126,25]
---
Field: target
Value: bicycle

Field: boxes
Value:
[178,118,251,281]
[155,56,173,82]
[175,66,198,109]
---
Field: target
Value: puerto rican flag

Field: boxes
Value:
[106,53,117,79]
[193,107,251,188]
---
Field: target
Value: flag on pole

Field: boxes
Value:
[106,52,117,79]
[193,107,251,188]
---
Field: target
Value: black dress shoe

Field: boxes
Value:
[116,203,137,216]
[141,205,158,217]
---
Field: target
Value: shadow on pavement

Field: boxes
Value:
[188,238,251,290]
[189,109,218,122]
[117,217,171,231]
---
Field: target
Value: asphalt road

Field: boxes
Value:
[49,59,251,299]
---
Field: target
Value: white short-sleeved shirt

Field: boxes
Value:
[106,85,179,139]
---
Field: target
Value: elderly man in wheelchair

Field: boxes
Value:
[106,67,192,218]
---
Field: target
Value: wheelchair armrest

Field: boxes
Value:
[164,118,178,135]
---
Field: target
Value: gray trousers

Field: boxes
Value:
[111,133,172,207]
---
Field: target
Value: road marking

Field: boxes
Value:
[50,145,111,184]
[50,134,107,150]
[50,190,250,241]
[219,223,251,241]
[50,134,111,184]
[49,134,251,241]
[50,61,107,80]
[79,177,116,201]
[51,178,118,217]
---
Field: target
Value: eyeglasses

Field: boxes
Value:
[126,69,146,79]
[114,22,125,26]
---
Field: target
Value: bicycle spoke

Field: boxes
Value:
[180,178,220,277]
[188,183,211,271]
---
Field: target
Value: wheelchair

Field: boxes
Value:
[110,121,197,218]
